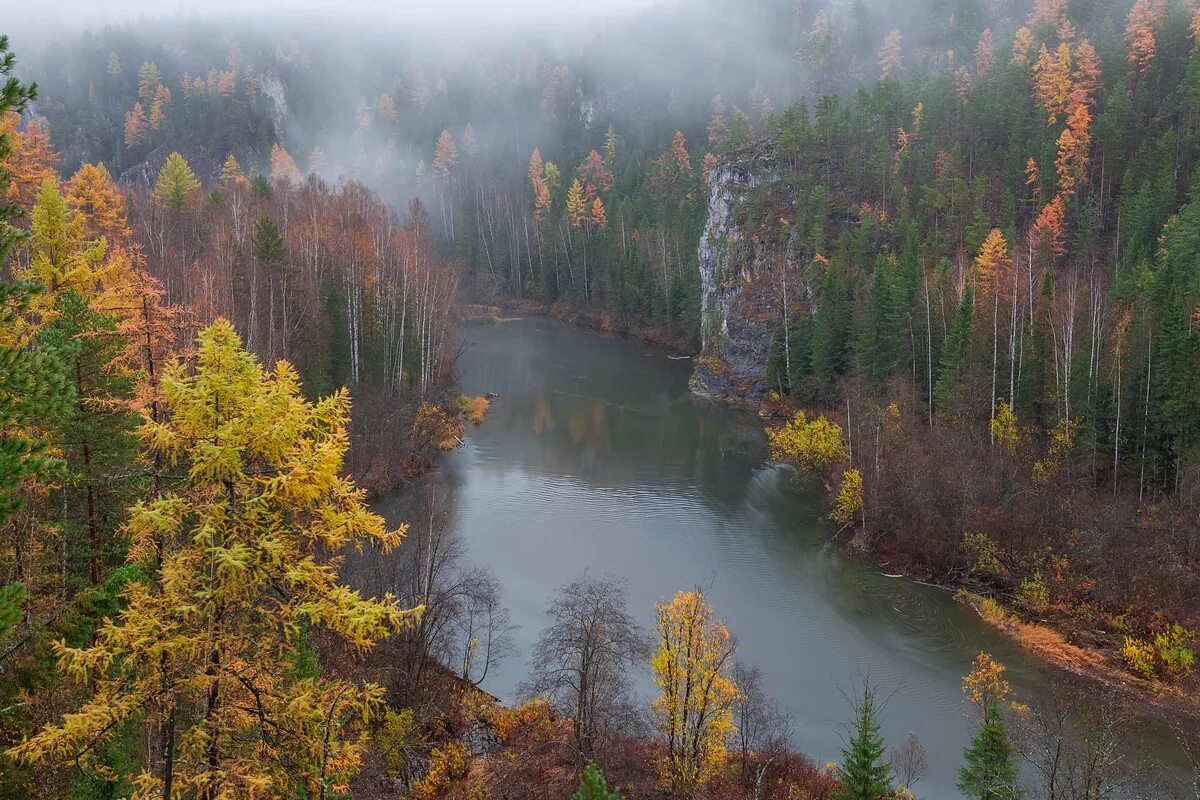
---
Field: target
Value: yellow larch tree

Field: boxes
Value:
[149,84,172,131]
[152,152,201,211]
[20,179,112,314]
[878,29,904,79]
[962,652,1013,723]
[8,319,419,800]
[974,228,1009,296]
[975,27,995,77]
[651,590,739,798]
[590,196,607,230]
[1028,0,1068,29]
[990,398,1021,456]
[136,61,161,102]
[1025,157,1041,206]
[124,102,147,147]
[833,468,864,527]
[219,153,246,186]
[529,148,551,224]
[1125,0,1165,79]
[1069,38,1102,111]
[566,178,586,229]
[269,142,302,185]
[65,162,131,245]
[432,129,458,179]
[1011,27,1035,66]
[974,229,1009,435]
[1,113,59,211]
[1032,43,1072,125]
[528,147,544,187]
[1055,102,1091,198]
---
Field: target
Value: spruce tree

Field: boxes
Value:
[811,258,851,399]
[934,282,974,412]
[835,681,893,800]
[957,702,1023,800]
[571,763,623,800]
[862,255,903,386]
[252,214,285,267]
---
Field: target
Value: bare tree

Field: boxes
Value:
[448,567,517,687]
[519,573,649,766]
[1017,684,1150,800]
[732,661,791,797]
[346,482,515,704]
[889,731,928,791]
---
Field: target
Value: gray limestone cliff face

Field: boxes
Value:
[690,146,780,402]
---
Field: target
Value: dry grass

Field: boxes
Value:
[956,589,1200,720]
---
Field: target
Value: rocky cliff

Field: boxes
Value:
[689,143,782,403]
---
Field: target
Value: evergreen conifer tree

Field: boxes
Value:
[571,763,623,800]
[957,702,1023,800]
[835,681,893,800]
[934,282,974,411]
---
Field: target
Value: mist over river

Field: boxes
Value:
[374,317,1182,799]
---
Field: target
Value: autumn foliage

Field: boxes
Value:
[651,591,740,797]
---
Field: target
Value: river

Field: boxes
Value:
[373,316,1184,799]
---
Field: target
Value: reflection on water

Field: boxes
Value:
[373,317,1181,799]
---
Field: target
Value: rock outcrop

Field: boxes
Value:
[690,142,781,403]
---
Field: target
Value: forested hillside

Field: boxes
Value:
[23,0,1091,347]
[699,0,1200,705]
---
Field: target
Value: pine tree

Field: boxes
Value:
[39,290,139,587]
[571,763,623,800]
[834,680,893,800]
[0,282,68,529]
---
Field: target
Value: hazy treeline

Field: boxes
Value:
[15,0,1063,343]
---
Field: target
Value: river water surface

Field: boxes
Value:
[374,317,1182,799]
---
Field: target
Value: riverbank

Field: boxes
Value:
[957,590,1200,724]
[750,393,1200,732]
